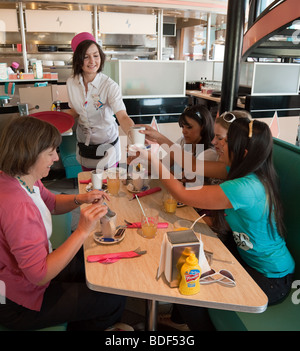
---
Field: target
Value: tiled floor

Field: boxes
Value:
[42,168,173,331]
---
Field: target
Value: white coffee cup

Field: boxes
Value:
[91,170,103,190]
[128,126,145,146]
[132,177,144,192]
[131,168,146,191]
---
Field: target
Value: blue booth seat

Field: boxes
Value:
[59,134,82,180]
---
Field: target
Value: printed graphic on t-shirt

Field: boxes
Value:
[92,94,104,110]
[233,231,253,251]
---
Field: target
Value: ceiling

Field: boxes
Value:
[0,0,228,18]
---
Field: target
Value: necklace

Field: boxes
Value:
[16,176,35,194]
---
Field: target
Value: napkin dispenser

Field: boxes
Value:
[157,229,201,288]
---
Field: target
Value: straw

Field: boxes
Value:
[135,194,149,225]
[190,214,206,230]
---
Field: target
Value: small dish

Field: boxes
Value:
[126,183,150,193]
[86,182,107,192]
[177,202,186,208]
[86,183,93,192]
[93,229,126,245]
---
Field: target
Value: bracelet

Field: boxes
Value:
[74,195,82,205]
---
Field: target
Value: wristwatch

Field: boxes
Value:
[74,195,82,205]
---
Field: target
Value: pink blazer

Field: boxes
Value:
[0,172,56,311]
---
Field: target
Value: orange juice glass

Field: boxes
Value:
[163,192,177,214]
[141,209,159,239]
[106,168,125,196]
[107,178,120,195]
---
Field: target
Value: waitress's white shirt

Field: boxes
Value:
[67,72,126,169]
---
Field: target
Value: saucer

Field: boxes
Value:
[177,202,186,208]
[86,183,93,192]
[127,183,150,193]
[93,230,126,245]
[86,183,107,192]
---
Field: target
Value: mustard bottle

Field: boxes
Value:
[176,247,193,284]
[179,253,201,295]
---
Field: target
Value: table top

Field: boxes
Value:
[186,90,245,109]
[79,171,268,313]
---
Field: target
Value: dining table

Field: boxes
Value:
[78,171,268,331]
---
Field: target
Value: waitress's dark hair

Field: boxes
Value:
[227,118,285,237]
[72,40,106,77]
[179,105,214,151]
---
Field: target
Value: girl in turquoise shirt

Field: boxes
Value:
[142,117,294,329]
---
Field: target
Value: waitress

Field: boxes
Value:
[66,32,134,170]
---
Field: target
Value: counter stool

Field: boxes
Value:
[59,134,82,181]
[0,82,15,107]
[34,82,48,87]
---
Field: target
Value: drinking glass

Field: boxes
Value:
[106,168,125,196]
[141,208,159,239]
[163,192,177,214]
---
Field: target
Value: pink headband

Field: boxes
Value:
[71,32,96,52]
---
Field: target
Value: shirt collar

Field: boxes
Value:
[78,73,102,89]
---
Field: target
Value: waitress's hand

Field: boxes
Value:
[75,190,110,205]
[77,203,108,238]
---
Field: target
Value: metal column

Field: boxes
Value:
[93,5,98,42]
[206,12,211,62]
[157,9,163,60]
[145,300,158,331]
[18,2,28,73]
[220,0,247,114]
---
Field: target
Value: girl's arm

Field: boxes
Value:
[140,125,174,146]
[151,153,232,210]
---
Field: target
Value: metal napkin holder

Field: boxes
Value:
[158,229,201,288]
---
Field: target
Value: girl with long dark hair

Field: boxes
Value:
[138,117,295,330]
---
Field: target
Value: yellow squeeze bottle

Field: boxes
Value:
[179,253,201,295]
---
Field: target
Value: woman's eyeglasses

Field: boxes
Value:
[220,112,236,123]
[200,269,236,287]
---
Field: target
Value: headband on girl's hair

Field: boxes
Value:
[194,111,202,119]
[248,120,254,138]
[183,107,202,120]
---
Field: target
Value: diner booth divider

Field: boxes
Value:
[208,138,300,331]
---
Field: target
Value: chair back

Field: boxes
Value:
[4,82,15,96]
[272,138,300,277]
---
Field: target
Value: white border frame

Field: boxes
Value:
[251,62,300,96]
[119,60,186,99]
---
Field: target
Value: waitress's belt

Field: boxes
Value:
[78,137,119,159]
